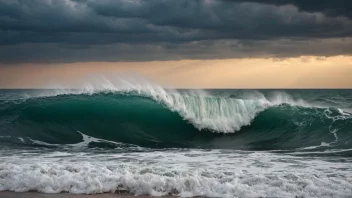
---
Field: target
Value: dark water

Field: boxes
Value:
[1,89,351,153]
[0,88,352,197]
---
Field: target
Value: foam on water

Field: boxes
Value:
[0,149,352,197]
[1,82,352,197]
[299,142,331,150]
[28,131,139,149]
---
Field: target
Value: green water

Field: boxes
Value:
[1,89,351,153]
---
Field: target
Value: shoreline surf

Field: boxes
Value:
[0,192,178,198]
[1,87,352,197]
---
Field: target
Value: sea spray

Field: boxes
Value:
[1,80,352,197]
[0,84,351,151]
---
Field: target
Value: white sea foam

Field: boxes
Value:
[298,142,331,150]
[0,149,351,197]
[28,131,139,149]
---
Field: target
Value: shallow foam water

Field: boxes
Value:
[1,149,352,197]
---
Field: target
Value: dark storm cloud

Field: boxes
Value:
[230,0,352,19]
[0,0,351,63]
[2,38,351,63]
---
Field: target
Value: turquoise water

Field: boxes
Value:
[0,87,352,197]
[1,89,351,152]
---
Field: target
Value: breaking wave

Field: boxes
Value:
[0,78,351,151]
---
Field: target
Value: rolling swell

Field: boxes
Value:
[0,89,351,151]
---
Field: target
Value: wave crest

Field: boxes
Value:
[4,76,350,134]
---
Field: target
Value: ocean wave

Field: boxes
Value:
[0,78,351,151]
[2,78,350,133]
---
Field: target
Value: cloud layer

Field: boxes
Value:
[1,0,351,63]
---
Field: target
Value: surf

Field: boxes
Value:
[0,80,351,152]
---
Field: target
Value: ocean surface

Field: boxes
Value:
[0,82,352,197]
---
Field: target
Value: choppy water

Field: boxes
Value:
[0,80,352,197]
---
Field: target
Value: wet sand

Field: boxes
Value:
[0,192,178,198]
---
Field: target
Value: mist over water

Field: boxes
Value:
[0,77,352,197]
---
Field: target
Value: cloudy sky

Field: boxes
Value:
[0,0,351,88]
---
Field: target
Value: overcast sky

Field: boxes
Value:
[1,0,352,63]
[1,0,351,88]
